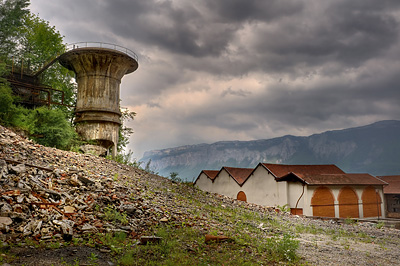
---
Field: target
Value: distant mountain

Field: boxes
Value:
[140,120,400,181]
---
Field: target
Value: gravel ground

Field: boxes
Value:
[1,125,400,265]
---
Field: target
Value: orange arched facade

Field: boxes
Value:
[311,187,335,217]
[237,191,247,202]
[338,187,359,218]
[362,186,382,217]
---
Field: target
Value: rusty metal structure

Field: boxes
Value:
[6,63,71,109]
[58,42,139,157]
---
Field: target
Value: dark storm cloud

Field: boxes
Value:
[241,1,400,76]
[203,0,304,23]
[29,0,400,156]
[38,0,400,74]
[101,0,238,57]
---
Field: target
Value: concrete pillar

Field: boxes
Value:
[358,199,364,218]
[59,46,138,157]
[334,200,339,218]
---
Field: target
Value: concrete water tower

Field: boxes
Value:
[58,42,138,157]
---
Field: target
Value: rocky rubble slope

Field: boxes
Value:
[0,125,216,243]
[1,125,400,265]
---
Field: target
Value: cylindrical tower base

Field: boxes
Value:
[59,45,138,157]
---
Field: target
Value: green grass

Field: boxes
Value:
[115,225,300,266]
[103,205,129,225]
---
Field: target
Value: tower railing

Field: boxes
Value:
[66,42,138,62]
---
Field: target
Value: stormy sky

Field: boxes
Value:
[30,0,400,158]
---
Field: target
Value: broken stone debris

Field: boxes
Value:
[0,124,279,247]
[204,234,230,243]
[0,124,229,245]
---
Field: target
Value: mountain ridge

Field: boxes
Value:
[141,120,400,180]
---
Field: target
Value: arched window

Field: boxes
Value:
[311,186,335,217]
[362,186,382,218]
[237,191,247,202]
[338,187,359,218]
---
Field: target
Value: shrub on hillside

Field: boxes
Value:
[0,84,14,118]
[25,106,76,149]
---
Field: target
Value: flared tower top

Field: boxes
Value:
[59,42,138,74]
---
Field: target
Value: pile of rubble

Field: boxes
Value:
[3,125,400,265]
[0,125,213,244]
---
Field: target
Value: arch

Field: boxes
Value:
[338,187,359,218]
[311,186,335,217]
[237,191,247,202]
[362,186,382,218]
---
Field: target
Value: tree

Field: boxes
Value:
[0,62,13,120]
[0,2,78,149]
[25,106,76,149]
[15,12,76,111]
[117,109,136,152]
[0,0,29,60]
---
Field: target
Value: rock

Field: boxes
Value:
[53,220,74,235]
[0,160,8,177]
[64,206,76,214]
[33,220,42,235]
[78,176,95,186]
[80,144,107,156]
[68,174,82,187]
[81,223,97,232]
[140,236,162,245]
[0,217,12,230]
[9,164,26,175]
[16,194,25,203]
[120,204,137,215]
[1,203,12,213]
[204,234,230,243]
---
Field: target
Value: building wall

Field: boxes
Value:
[196,169,386,219]
[241,166,280,206]
[211,170,239,199]
[385,194,400,217]
[305,185,385,218]
[287,182,307,213]
[194,173,214,193]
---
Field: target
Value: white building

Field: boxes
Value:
[194,163,387,219]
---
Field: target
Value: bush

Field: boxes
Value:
[25,106,76,149]
[0,63,15,123]
[0,84,13,112]
[0,83,77,149]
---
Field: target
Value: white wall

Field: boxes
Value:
[212,169,239,199]
[194,173,214,193]
[241,166,280,206]
[287,182,306,208]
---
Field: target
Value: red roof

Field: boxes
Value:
[378,176,400,194]
[202,170,219,180]
[278,173,387,186]
[261,163,345,178]
[193,170,220,185]
[222,167,253,185]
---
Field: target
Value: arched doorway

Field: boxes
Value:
[362,186,382,218]
[338,187,359,218]
[237,191,247,202]
[311,186,335,217]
